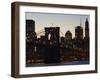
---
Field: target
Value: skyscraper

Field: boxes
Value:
[84,18,89,59]
[26,20,35,33]
[26,20,36,64]
[75,26,83,40]
[64,31,73,56]
[65,30,72,41]
[85,18,89,38]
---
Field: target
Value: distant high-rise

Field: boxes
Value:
[26,20,37,42]
[26,20,35,33]
[84,18,89,56]
[85,18,89,38]
[26,20,36,64]
[75,26,83,39]
[64,30,73,56]
[65,30,72,41]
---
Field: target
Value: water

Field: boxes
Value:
[26,60,89,67]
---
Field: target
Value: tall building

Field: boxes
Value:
[74,25,84,55]
[75,26,83,39]
[26,20,37,64]
[26,20,35,33]
[84,18,89,58]
[85,18,89,38]
[26,19,37,43]
[64,31,73,56]
[65,30,72,41]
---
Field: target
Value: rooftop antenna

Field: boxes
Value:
[80,17,82,27]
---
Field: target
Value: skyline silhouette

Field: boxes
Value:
[26,17,90,66]
[26,12,89,38]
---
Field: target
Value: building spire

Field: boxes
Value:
[85,18,89,30]
[80,17,82,27]
[85,18,89,38]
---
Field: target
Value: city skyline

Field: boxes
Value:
[26,12,89,38]
[26,18,90,66]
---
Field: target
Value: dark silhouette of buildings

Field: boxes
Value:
[26,20,37,63]
[26,18,90,66]
[60,18,89,61]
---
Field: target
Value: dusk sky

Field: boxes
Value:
[26,12,89,38]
